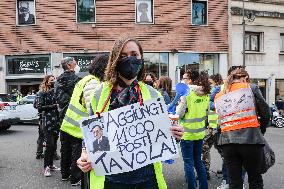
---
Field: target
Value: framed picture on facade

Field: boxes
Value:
[76,0,96,23]
[17,0,36,25]
[136,0,154,24]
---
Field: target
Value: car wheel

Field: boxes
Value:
[0,123,11,131]
[275,117,284,128]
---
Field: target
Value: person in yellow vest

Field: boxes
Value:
[201,73,223,180]
[76,36,184,189]
[176,69,211,189]
[214,68,270,189]
[59,55,108,186]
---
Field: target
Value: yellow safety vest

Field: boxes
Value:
[60,75,100,139]
[208,111,218,129]
[89,81,167,189]
[180,91,210,141]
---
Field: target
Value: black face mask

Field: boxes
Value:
[117,56,143,80]
[145,81,154,87]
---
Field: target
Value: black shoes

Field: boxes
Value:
[36,153,44,159]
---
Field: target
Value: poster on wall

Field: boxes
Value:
[17,0,36,25]
[80,97,179,176]
[136,0,153,23]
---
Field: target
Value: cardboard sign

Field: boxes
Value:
[215,88,255,116]
[80,97,179,176]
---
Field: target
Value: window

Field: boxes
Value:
[6,55,50,75]
[76,0,96,23]
[16,0,36,25]
[136,0,154,24]
[178,53,219,77]
[281,33,284,52]
[143,53,169,78]
[245,32,261,51]
[276,79,284,102]
[192,0,207,25]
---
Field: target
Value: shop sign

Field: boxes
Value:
[7,56,50,74]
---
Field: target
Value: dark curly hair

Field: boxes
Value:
[196,71,211,95]
[88,54,109,81]
[143,72,157,83]
[210,73,223,86]
[185,69,199,84]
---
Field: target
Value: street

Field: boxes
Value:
[0,125,284,189]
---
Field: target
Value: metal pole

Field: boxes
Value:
[242,0,246,67]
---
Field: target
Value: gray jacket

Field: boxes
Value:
[218,84,270,145]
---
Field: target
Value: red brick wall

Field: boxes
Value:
[0,0,228,54]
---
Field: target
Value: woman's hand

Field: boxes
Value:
[170,125,184,140]
[77,149,92,173]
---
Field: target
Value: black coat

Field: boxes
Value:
[54,70,80,122]
[38,88,60,134]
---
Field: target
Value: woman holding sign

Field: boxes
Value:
[77,36,184,189]
[176,70,211,189]
[214,68,269,189]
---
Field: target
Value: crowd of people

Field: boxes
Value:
[33,36,271,189]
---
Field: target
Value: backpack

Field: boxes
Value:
[260,138,275,174]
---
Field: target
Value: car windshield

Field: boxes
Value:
[0,95,13,102]
[26,96,36,100]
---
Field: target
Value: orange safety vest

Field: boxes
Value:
[214,83,259,133]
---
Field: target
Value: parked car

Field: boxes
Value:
[16,95,39,124]
[0,94,19,130]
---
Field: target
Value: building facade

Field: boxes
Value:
[0,0,228,96]
[230,0,284,105]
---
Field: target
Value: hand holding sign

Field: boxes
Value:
[80,97,180,176]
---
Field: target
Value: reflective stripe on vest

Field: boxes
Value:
[219,109,256,126]
[208,111,218,128]
[89,81,166,189]
[68,104,89,117]
[61,75,99,138]
[183,116,207,123]
[183,126,207,133]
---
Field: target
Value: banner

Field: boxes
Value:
[80,97,179,176]
[215,88,255,116]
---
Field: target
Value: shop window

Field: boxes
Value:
[143,53,169,78]
[63,53,109,73]
[136,0,154,24]
[16,0,36,25]
[276,79,284,101]
[178,53,218,78]
[245,32,261,52]
[281,33,284,52]
[77,0,96,23]
[6,55,50,75]
[192,0,207,25]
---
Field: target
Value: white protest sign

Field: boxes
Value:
[215,88,255,116]
[80,97,179,176]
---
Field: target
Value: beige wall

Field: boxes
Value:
[231,1,284,105]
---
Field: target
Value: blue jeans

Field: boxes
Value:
[181,140,208,189]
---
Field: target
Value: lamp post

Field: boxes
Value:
[242,0,255,67]
[242,0,246,67]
